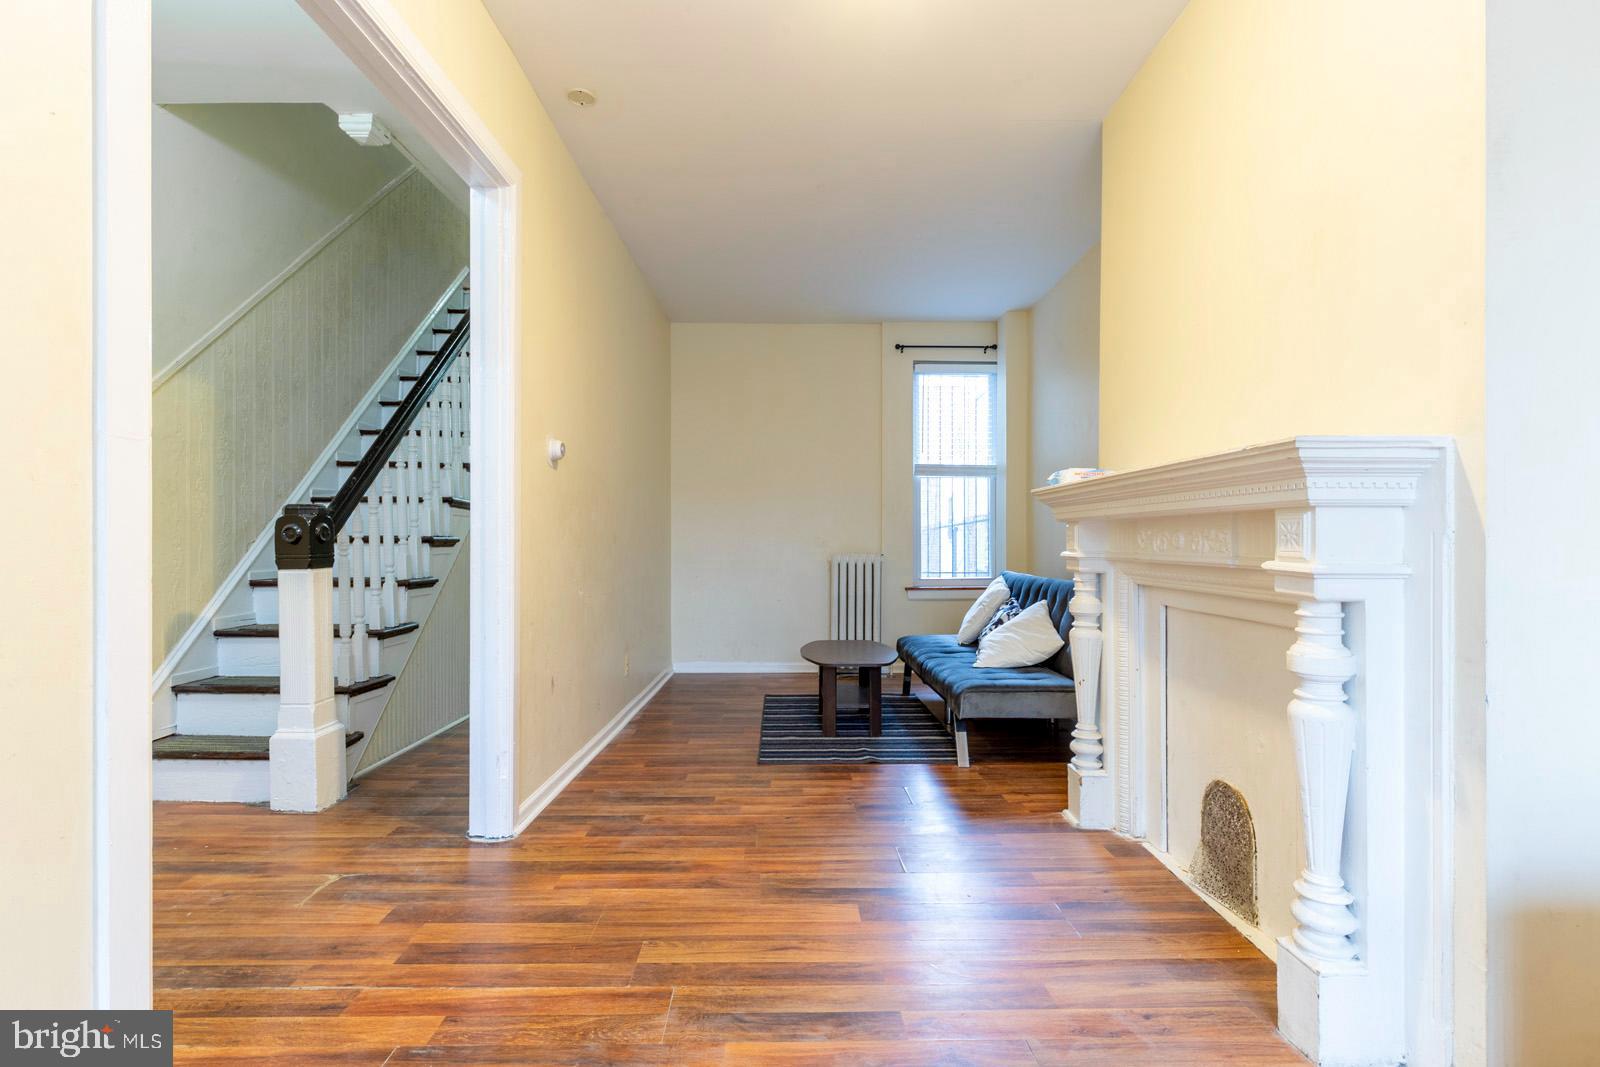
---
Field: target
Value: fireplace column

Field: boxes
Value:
[1063,524,1113,829]
[1284,599,1360,963]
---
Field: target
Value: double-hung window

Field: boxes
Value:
[912,361,999,585]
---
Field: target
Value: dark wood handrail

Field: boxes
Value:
[275,313,469,569]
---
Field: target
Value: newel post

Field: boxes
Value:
[270,504,346,812]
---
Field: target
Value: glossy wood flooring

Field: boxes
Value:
[154,674,1305,1065]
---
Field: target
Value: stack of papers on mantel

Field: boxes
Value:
[1046,467,1113,486]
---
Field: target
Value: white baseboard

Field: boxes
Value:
[672,661,814,674]
[511,668,672,837]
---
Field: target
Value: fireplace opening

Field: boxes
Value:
[1191,779,1259,925]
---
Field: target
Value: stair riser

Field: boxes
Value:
[216,637,277,676]
[153,731,369,804]
[252,584,278,624]
[175,692,279,736]
[154,759,270,804]
[215,630,420,679]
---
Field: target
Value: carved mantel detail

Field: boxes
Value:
[1119,518,1241,562]
[1033,437,1454,1067]
[1275,510,1310,561]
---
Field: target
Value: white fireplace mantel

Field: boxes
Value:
[1034,436,1457,1067]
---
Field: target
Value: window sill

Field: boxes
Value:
[905,585,985,601]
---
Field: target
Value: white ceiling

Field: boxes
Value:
[152,0,465,204]
[483,0,1186,322]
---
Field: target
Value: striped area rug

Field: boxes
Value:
[759,693,957,764]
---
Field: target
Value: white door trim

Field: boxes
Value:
[93,0,153,1008]
[90,0,527,1005]
[296,0,522,839]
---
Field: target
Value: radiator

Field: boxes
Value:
[829,554,885,643]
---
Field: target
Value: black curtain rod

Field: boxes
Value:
[894,343,997,353]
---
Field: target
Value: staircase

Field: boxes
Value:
[153,278,471,806]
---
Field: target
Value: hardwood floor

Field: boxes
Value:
[153,673,1305,1065]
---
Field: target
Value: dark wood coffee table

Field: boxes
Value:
[800,639,897,737]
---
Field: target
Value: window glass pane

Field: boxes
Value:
[914,368,994,466]
[916,475,993,580]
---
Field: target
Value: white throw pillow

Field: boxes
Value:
[956,575,1011,645]
[974,600,1065,669]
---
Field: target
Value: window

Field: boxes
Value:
[912,361,999,584]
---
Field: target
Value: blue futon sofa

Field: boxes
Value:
[896,570,1077,767]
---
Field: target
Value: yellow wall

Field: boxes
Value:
[998,309,1032,576]
[0,1,95,1006]
[1101,0,1484,483]
[671,321,1007,665]
[671,324,883,665]
[383,0,672,805]
[1100,0,1486,1055]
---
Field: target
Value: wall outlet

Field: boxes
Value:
[624,650,631,676]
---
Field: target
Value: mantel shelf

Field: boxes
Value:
[1032,435,1452,522]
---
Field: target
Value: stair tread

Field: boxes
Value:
[248,575,438,590]
[152,730,364,761]
[444,497,470,510]
[172,675,395,697]
[214,621,419,640]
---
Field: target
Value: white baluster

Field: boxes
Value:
[347,517,369,683]
[457,358,470,483]
[386,459,410,624]
[1285,600,1360,964]
[363,495,384,634]
[438,380,456,505]
[332,529,351,686]
[376,465,399,628]
[418,420,436,579]
[423,401,441,535]
[405,428,423,579]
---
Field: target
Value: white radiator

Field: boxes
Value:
[829,554,885,643]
